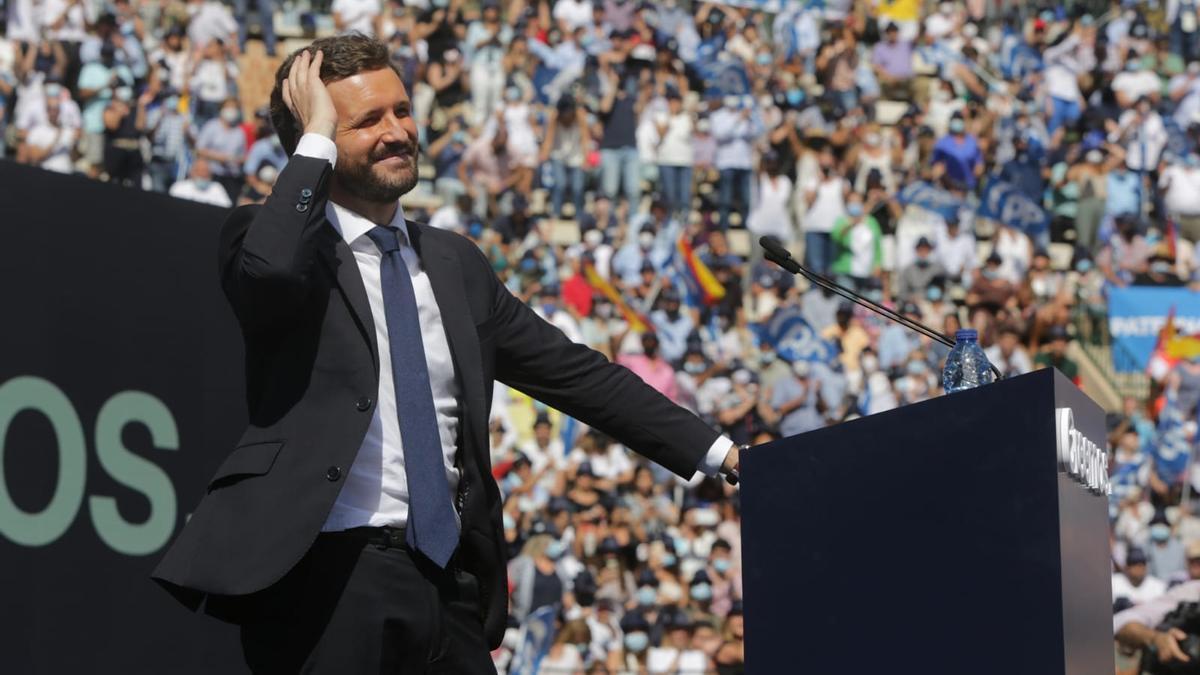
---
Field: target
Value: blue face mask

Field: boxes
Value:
[193,178,212,190]
[713,558,732,574]
[541,303,557,316]
[1151,524,1171,542]
[545,540,566,559]
[636,586,657,605]
[786,89,804,105]
[949,120,966,134]
[1076,259,1093,273]
[846,204,864,218]
[690,583,713,601]
[503,513,515,529]
[927,286,944,301]
[624,632,650,652]
[661,553,677,567]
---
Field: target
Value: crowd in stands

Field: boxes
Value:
[10,0,1200,671]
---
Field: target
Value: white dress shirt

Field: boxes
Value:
[293,133,733,530]
[295,134,462,533]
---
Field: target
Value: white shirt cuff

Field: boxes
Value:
[294,133,338,169]
[698,435,735,477]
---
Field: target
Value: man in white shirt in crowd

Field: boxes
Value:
[711,95,763,231]
[1113,53,1163,109]
[1114,547,1168,607]
[186,0,239,52]
[1160,153,1200,244]
[19,91,77,173]
[169,158,233,207]
[333,0,382,37]
[932,213,977,285]
[553,0,593,32]
[984,324,1033,378]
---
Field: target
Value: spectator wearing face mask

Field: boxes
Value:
[711,94,763,230]
[146,92,188,193]
[168,157,232,207]
[966,253,1016,316]
[648,609,708,674]
[76,43,132,177]
[931,113,983,189]
[650,288,695,365]
[188,38,239,128]
[618,610,654,672]
[758,359,824,438]
[101,84,148,186]
[509,525,571,623]
[193,97,247,203]
[1064,144,1112,254]
[895,237,946,303]
[542,618,593,672]
[1160,153,1200,244]
[1147,512,1187,581]
[829,192,882,293]
[618,332,679,403]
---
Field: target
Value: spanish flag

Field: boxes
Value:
[583,263,649,333]
[676,235,726,306]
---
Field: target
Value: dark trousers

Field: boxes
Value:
[234,530,495,674]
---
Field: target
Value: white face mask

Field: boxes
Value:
[220,107,239,124]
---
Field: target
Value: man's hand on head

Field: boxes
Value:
[281,49,338,142]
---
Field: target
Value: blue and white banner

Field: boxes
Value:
[896,181,963,221]
[753,305,838,363]
[1108,287,1200,373]
[508,606,557,675]
[977,180,1050,237]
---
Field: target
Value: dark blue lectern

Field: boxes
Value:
[740,368,1113,674]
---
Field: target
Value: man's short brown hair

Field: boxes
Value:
[269,33,402,155]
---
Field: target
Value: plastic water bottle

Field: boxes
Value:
[942,329,996,393]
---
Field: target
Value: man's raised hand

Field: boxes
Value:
[281,49,338,141]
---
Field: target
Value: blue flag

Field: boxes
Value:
[753,305,837,363]
[896,181,964,221]
[508,606,557,675]
[977,179,1049,237]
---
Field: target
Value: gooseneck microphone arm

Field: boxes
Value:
[758,236,1003,382]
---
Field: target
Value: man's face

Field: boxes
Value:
[1127,561,1147,585]
[327,67,419,204]
[1188,557,1200,580]
[534,423,551,444]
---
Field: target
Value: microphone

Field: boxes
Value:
[758,236,1002,382]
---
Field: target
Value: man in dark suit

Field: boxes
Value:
[152,34,741,674]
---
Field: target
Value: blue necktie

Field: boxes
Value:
[365,226,458,568]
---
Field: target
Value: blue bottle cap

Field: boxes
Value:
[955,329,978,341]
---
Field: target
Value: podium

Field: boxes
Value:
[740,368,1114,674]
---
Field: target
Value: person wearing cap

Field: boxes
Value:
[1033,325,1080,383]
[895,235,947,303]
[965,252,1016,316]
[650,287,696,364]
[519,411,565,480]
[871,21,914,99]
[618,610,654,672]
[648,607,708,674]
[1148,512,1187,580]
[984,323,1033,378]
[1114,547,1168,606]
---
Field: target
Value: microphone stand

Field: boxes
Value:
[758,236,1003,382]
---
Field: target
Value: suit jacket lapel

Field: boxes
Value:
[407,221,488,460]
[316,224,379,371]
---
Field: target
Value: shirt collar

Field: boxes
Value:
[326,199,411,249]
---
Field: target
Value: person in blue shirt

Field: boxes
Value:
[931,114,983,189]
[649,288,696,365]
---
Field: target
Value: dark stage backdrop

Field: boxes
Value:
[0,161,249,672]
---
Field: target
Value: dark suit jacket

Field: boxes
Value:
[150,155,721,648]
